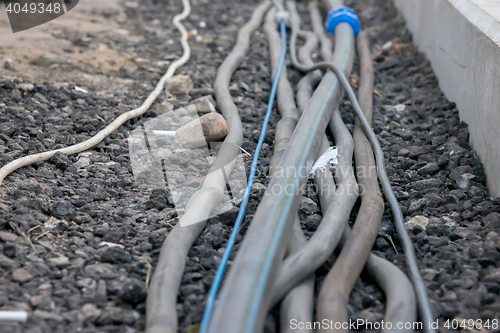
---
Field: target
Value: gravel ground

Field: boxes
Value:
[0,0,499,332]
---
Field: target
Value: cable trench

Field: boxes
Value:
[0,0,435,331]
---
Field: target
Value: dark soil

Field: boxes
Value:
[0,0,499,332]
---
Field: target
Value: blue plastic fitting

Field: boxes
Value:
[325,7,361,38]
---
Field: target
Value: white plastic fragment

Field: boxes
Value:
[17,83,34,91]
[384,104,406,113]
[98,242,125,249]
[74,86,88,94]
[382,40,393,49]
[44,217,63,229]
[394,104,406,112]
[275,10,290,23]
[310,147,338,177]
[153,130,176,137]
[0,311,28,322]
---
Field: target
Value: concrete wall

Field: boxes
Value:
[393,0,500,196]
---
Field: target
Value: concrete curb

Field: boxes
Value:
[394,0,500,196]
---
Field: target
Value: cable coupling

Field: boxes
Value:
[275,10,290,23]
[325,7,361,37]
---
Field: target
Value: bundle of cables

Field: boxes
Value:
[199,1,434,332]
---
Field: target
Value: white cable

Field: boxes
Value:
[0,0,192,187]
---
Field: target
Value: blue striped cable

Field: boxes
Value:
[199,19,288,333]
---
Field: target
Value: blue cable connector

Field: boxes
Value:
[325,7,361,37]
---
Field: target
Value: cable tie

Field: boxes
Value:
[325,7,361,37]
[275,10,290,23]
